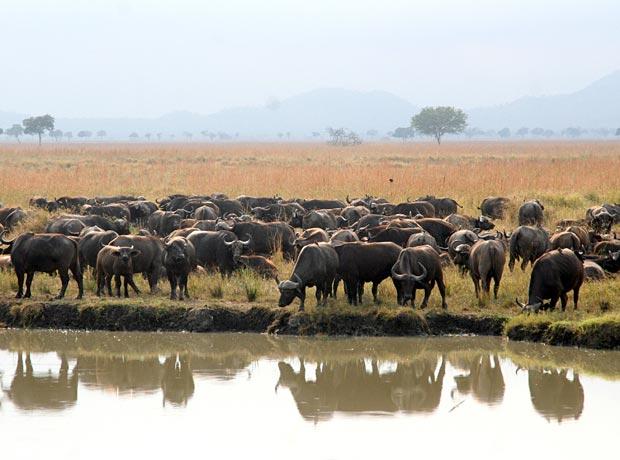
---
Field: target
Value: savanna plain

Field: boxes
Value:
[0,141,619,335]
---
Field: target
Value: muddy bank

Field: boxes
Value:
[0,301,617,349]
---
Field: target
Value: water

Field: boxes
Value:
[0,330,618,459]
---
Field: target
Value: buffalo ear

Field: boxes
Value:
[131,249,141,257]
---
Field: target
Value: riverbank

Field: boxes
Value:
[0,301,618,349]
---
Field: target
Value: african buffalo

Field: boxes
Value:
[508,225,549,271]
[417,196,462,218]
[391,201,435,218]
[586,206,615,234]
[478,197,510,220]
[294,228,329,250]
[82,203,131,221]
[406,232,440,253]
[518,200,544,226]
[0,231,83,299]
[391,245,447,309]
[96,245,141,298]
[217,221,296,259]
[0,207,27,230]
[236,255,279,282]
[162,237,197,300]
[462,239,506,300]
[59,214,130,234]
[332,241,401,305]
[78,229,119,270]
[45,218,86,235]
[187,230,251,275]
[445,214,495,232]
[549,231,582,251]
[415,218,457,247]
[368,227,423,247]
[302,210,338,230]
[516,249,584,312]
[148,210,183,236]
[110,235,164,293]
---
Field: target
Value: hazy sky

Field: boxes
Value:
[1,0,618,118]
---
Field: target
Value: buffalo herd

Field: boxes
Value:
[0,194,618,313]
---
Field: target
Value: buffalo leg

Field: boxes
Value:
[182,273,189,299]
[168,274,177,300]
[126,275,141,296]
[315,285,322,306]
[345,279,356,305]
[493,275,501,300]
[471,274,480,299]
[357,282,364,304]
[25,272,35,298]
[437,276,448,309]
[56,270,70,299]
[371,282,380,303]
[106,275,113,296]
[560,292,568,312]
[16,270,25,298]
[71,263,83,299]
[114,274,122,297]
[573,287,580,310]
[148,270,159,293]
[549,296,559,311]
[411,288,417,309]
[298,287,306,311]
[420,283,432,309]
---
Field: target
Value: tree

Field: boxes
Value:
[326,127,362,146]
[0,128,3,135]
[129,132,139,139]
[563,127,584,138]
[23,114,55,145]
[157,133,163,141]
[516,127,529,137]
[411,106,467,144]
[97,130,107,139]
[366,129,378,137]
[543,129,554,138]
[6,124,24,143]
[183,132,193,141]
[392,126,415,142]
[531,127,545,136]
[498,127,511,138]
[145,133,152,141]
[78,130,92,140]
[616,128,620,136]
[50,129,63,141]
[64,131,73,141]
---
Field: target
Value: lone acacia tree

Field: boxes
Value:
[411,106,467,144]
[23,114,55,145]
[6,124,24,143]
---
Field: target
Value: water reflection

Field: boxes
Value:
[0,331,617,424]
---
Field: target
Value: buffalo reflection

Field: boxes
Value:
[526,369,584,423]
[276,356,446,421]
[3,352,78,411]
[451,354,505,405]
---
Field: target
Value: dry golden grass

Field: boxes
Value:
[0,140,618,317]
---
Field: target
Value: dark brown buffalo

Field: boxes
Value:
[162,237,197,300]
[391,201,435,218]
[192,219,219,231]
[166,227,201,240]
[478,196,510,220]
[414,218,457,247]
[508,225,549,271]
[391,245,447,309]
[582,250,620,273]
[217,221,296,260]
[445,213,495,231]
[302,210,338,230]
[332,241,401,305]
[339,206,370,227]
[110,235,164,293]
[59,214,130,234]
[583,260,605,280]
[586,206,615,234]
[447,230,479,264]
[368,227,423,247]
[0,231,83,299]
[518,200,545,226]
[236,195,281,210]
[549,231,582,251]
[96,245,141,298]
[236,255,279,282]
[252,202,305,224]
[0,207,27,230]
[55,196,88,211]
[353,214,385,232]
[463,240,506,300]
[417,195,462,218]
[148,210,183,236]
[187,230,251,275]
[516,249,584,312]
[210,198,244,216]
[89,195,144,205]
[125,200,158,224]
[78,229,119,270]
[45,217,86,235]
[193,205,219,221]
[602,203,620,223]
[593,239,620,255]
[277,243,339,310]
[565,226,590,251]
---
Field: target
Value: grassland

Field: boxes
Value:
[0,141,618,341]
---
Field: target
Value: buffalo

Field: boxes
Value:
[445,214,495,232]
[278,242,339,310]
[0,231,83,299]
[417,195,462,218]
[516,249,584,312]
[478,196,510,220]
[216,221,296,260]
[461,239,506,300]
[148,210,183,236]
[162,237,197,300]
[518,200,545,226]
[0,207,27,230]
[236,255,279,282]
[549,231,582,252]
[391,245,447,309]
[332,241,401,305]
[96,245,141,297]
[391,201,435,218]
[302,210,338,230]
[508,225,549,272]
[415,218,457,247]
[586,206,615,234]
[110,235,164,293]
[188,230,251,275]
[78,229,119,270]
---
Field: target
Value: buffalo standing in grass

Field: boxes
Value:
[417,195,462,218]
[0,231,83,299]
[78,229,119,270]
[110,235,164,293]
[332,241,401,305]
[278,243,338,311]
[508,226,549,272]
[445,214,495,232]
[96,245,141,298]
[518,200,545,226]
[461,239,506,300]
[478,197,510,220]
[391,245,447,309]
[162,237,197,300]
[516,249,584,312]
[187,230,251,276]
